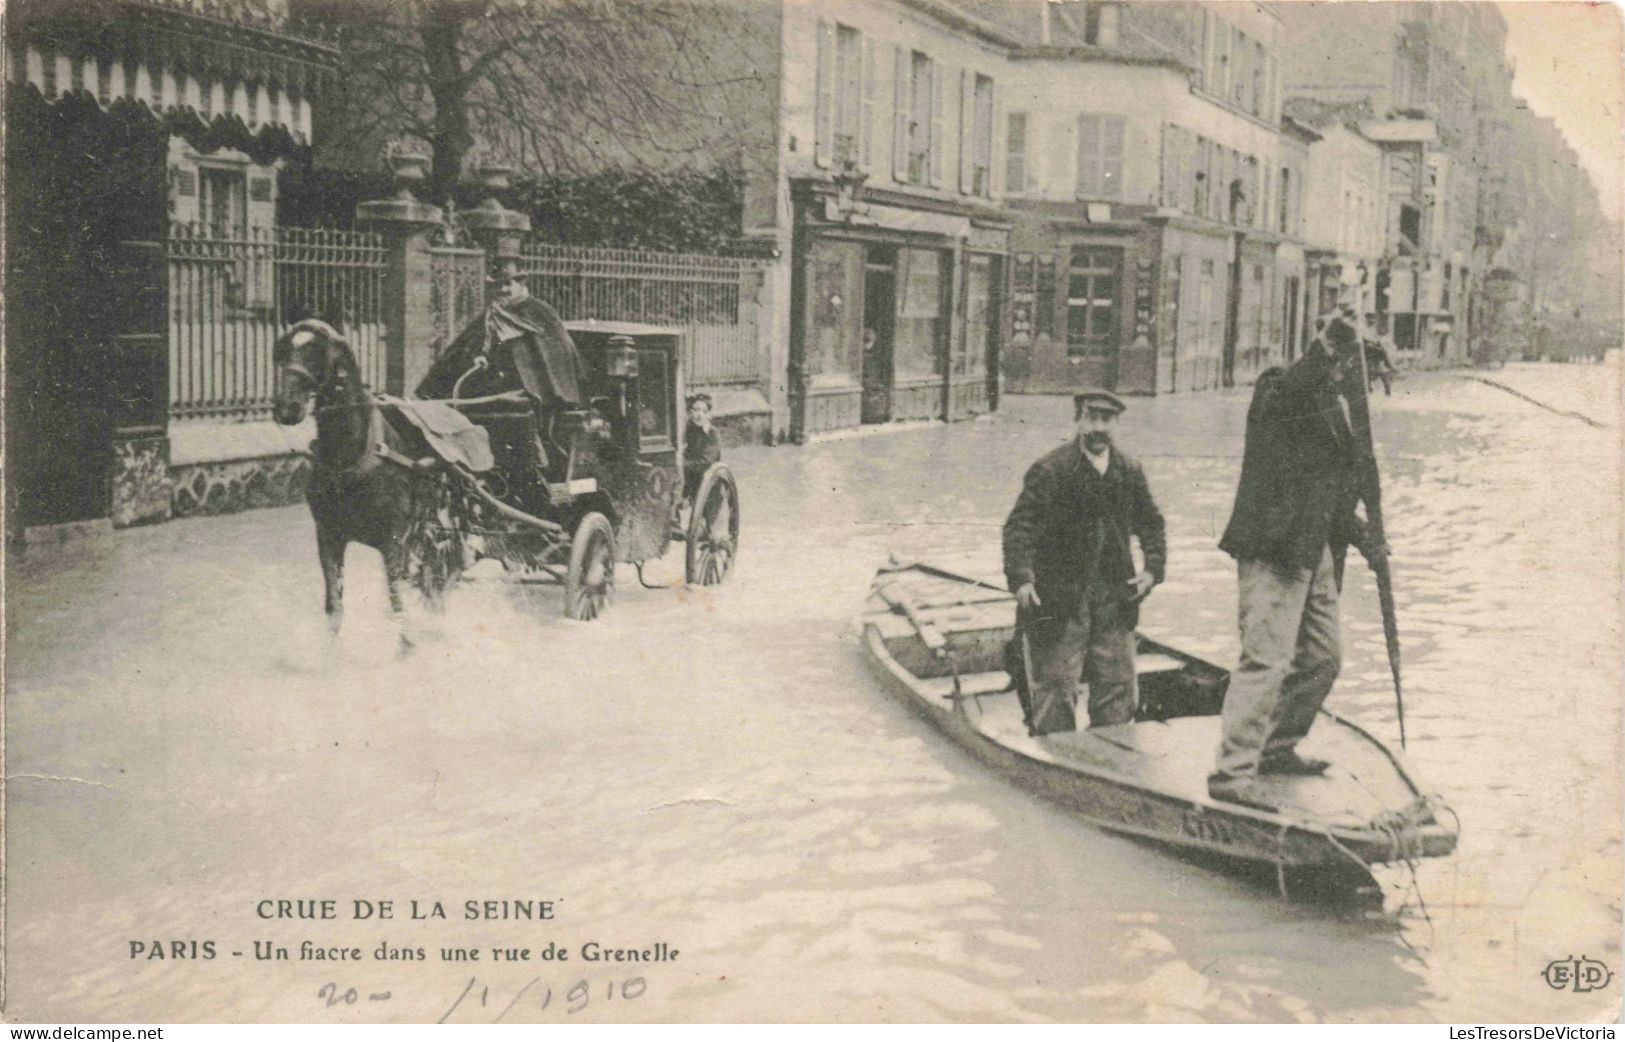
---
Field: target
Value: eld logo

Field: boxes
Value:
[1542,955,1614,993]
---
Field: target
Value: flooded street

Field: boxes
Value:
[6,361,1620,1023]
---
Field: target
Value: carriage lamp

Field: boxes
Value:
[606,334,639,381]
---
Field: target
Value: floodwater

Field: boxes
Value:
[6,362,1621,1023]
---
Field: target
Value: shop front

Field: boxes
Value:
[789,183,1008,439]
[1003,210,1154,396]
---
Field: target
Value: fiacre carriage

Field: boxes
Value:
[271,295,739,632]
[404,307,741,620]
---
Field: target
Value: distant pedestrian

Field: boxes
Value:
[1002,390,1167,734]
[1364,339,1397,396]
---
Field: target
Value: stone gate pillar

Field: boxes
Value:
[461,165,531,281]
[357,169,444,397]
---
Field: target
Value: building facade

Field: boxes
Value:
[781,0,1014,437]
[5,0,337,535]
[987,1,1307,396]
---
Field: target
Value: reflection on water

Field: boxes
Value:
[6,364,1620,1022]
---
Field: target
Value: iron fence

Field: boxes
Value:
[429,245,486,359]
[167,223,387,421]
[516,243,768,389]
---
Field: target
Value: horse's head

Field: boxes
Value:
[273,319,353,425]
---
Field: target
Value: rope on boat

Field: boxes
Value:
[1269,779,1456,924]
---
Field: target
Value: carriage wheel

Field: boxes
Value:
[685,464,739,587]
[564,512,615,620]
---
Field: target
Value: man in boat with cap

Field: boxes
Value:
[1002,389,1167,734]
[1208,312,1384,810]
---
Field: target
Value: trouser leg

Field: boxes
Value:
[1024,613,1083,736]
[1264,546,1342,760]
[1082,595,1138,727]
[1211,557,1312,782]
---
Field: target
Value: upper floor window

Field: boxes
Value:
[1279,167,1291,235]
[1006,112,1029,194]
[1075,113,1125,200]
[971,73,994,197]
[1082,2,1121,47]
[909,51,934,185]
[816,21,868,170]
[834,24,862,164]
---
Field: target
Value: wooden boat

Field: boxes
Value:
[861,561,1458,872]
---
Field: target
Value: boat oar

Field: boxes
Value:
[1348,336,1406,748]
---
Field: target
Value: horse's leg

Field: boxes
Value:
[318,528,346,636]
[383,540,415,657]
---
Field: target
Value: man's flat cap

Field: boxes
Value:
[1074,389,1127,414]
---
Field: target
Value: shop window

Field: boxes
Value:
[1066,247,1120,357]
[958,255,993,377]
[1035,256,1057,339]
[895,247,946,378]
[809,240,863,386]
[1161,255,1183,394]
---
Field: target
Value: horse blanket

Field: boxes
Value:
[379,395,496,473]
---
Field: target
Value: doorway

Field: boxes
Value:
[862,247,896,424]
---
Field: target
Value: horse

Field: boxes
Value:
[272,319,447,651]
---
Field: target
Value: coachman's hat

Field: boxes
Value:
[1321,314,1361,356]
[1074,389,1127,415]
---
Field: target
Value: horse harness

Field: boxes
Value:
[310,397,429,492]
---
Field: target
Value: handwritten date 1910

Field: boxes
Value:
[438,974,648,1023]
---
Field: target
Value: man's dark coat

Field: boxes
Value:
[1002,441,1167,627]
[1218,349,1368,575]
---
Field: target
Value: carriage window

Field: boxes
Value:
[637,349,671,445]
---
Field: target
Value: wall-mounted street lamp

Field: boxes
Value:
[832,158,870,222]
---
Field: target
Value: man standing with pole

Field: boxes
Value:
[1208,314,1390,810]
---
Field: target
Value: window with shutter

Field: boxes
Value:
[1193,136,1209,215]
[1199,10,1215,93]
[930,57,947,187]
[908,51,932,185]
[834,25,862,167]
[990,83,1006,198]
[814,20,834,168]
[893,47,910,181]
[1074,114,1124,201]
[973,74,994,197]
[959,68,975,193]
[860,37,877,172]
[1075,115,1099,198]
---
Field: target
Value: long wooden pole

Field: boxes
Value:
[1347,333,1406,748]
